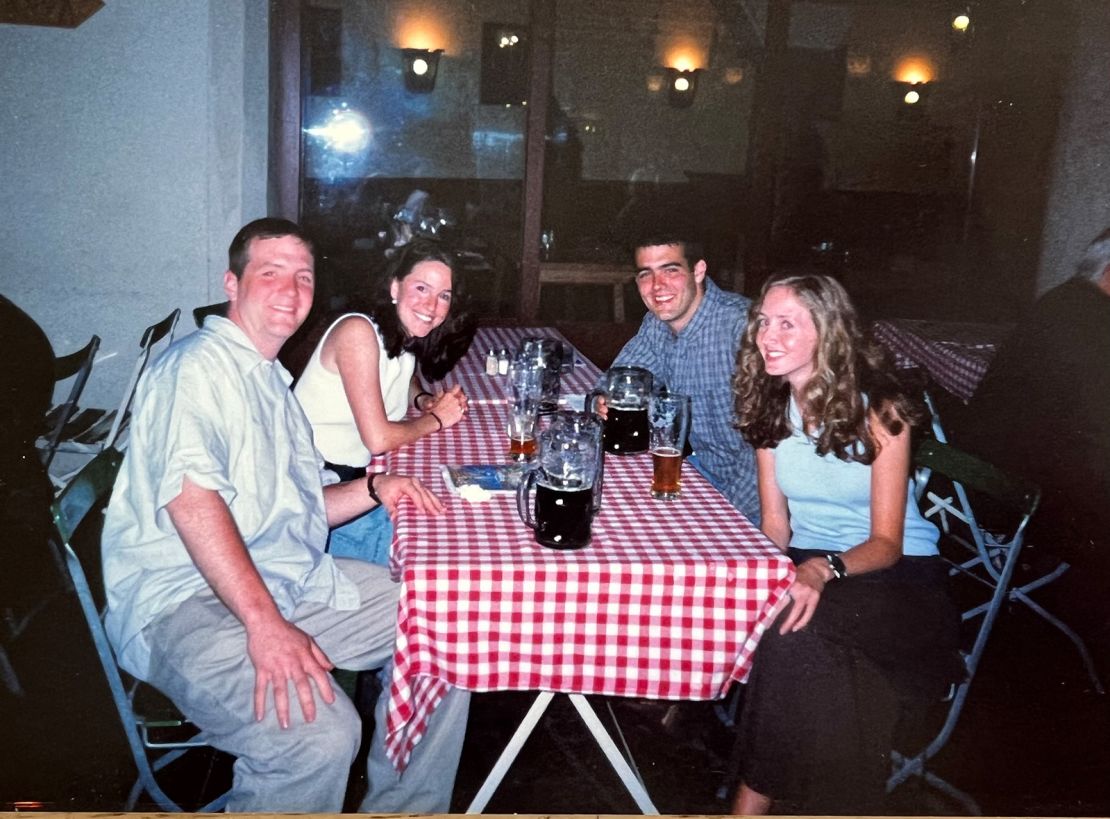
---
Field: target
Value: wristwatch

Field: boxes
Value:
[825,553,848,581]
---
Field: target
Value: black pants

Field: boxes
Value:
[736,551,961,815]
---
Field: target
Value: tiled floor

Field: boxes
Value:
[3,546,1109,815]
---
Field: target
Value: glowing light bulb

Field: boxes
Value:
[952,13,971,31]
[412,57,429,76]
[904,89,921,105]
[674,76,691,92]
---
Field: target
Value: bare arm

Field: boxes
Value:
[322,472,444,527]
[779,410,910,633]
[326,318,466,453]
[755,447,791,549]
[165,477,335,728]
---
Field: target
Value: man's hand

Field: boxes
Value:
[778,558,828,634]
[246,616,336,728]
[374,473,444,517]
[592,394,609,421]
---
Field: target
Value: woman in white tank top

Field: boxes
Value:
[294,240,475,563]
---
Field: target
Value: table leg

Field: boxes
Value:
[568,694,659,814]
[465,691,555,813]
[464,692,660,815]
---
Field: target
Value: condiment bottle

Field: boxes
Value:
[485,348,498,376]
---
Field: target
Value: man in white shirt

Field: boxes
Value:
[102,218,468,813]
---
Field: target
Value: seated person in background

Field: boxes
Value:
[731,273,960,816]
[102,218,469,813]
[0,295,58,645]
[294,239,475,565]
[606,226,760,523]
[949,226,1110,548]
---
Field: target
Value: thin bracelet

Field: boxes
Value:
[429,410,444,430]
[367,471,383,504]
[413,390,432,411]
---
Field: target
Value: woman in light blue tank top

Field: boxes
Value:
[729,273,961,815]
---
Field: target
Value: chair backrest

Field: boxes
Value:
[192,301,228,329]
[41,334,101,468]
[104,308,180,450]
[52,447,124,611]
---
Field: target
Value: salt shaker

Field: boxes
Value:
[485,348,498,376]
[497,348,510,376]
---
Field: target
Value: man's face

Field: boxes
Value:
[224,234,315,359]
[633,243,706,333]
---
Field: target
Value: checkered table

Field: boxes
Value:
[380,329,795,795]
[872,318,1012,403]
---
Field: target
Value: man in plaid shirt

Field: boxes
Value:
[612,230,760,524]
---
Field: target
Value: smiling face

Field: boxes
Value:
[224,234,315,360]
[755,285,821,394]
[633,243,706,333]
[390,259,453,338]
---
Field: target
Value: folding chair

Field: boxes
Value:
[53,308,179,460]
[191,301,227,328]
[52,447,230,812]
[888,439,1101,813]
[37,333,101,470]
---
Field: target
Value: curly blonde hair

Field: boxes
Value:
[734,273,927,463]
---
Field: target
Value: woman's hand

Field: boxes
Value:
[779,557,832,634]
[425,385,468,430]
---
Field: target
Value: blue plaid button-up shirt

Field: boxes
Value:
[613,278,760,524]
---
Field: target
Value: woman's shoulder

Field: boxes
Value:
[328,312,382,343]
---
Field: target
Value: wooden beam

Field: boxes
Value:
[741,0,792,295]
[517,0,555,321]
[269,0,302,221]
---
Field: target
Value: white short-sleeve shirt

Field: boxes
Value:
[102,317,360,679]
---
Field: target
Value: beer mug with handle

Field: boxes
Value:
[589,365,653,454]
[517,413,603,549]
[516,336,563,413]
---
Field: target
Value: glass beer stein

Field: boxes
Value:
[516,336,563,413]
[590,366,653,454]
[516,414,603,549]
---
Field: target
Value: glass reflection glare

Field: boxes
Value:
[306,107,372,155]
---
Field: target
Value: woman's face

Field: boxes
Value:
[390,259,453,338]
[755,285,820,393]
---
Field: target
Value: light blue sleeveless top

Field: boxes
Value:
[773,396,938,557]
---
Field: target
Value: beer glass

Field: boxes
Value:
[649,392,691,500]
[516,415,603,549]
[507,361,543,460]
[516,336,563,412]
[589,366,653,455]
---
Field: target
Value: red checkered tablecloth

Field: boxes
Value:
[380,382,795,770]
[872,318,1012,403]
[428,326,602,403]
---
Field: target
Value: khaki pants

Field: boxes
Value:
[144,558,469,812]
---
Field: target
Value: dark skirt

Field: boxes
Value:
[736,550,962,815]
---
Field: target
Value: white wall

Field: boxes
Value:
[0,0,269,408]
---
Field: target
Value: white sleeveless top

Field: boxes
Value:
[294,313,415,466]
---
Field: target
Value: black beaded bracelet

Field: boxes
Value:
[429,410,444,430]
[367,471,383,505]
[414,390,432,411]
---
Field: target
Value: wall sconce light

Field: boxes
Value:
[665,68,701,108]
[891,81,932,112]
[401,48,442,93]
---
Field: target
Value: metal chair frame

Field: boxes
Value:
[888,438,1055,814]
[52,447,230,812]
[38,333,101,469]
[50,306,178,481]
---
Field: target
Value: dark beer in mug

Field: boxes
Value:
[603,405,649,454]
[534,483,594,549]
[651,447,682,499]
